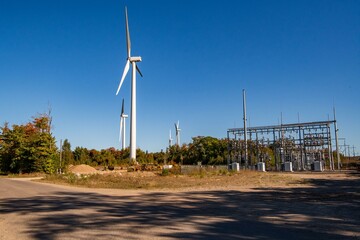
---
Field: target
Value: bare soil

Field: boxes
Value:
[42,165,359,191]
[68,164,98,174]
[1,170,359,240]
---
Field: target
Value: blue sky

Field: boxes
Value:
[0,0,359,154]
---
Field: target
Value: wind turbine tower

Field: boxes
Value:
[119,99,128,150]
[175,121,181,146]
[116,7,143,162]
[169,130,173,147]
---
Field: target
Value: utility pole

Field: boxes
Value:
[243,89,248,168]
[280,112,284,142]
[333,107,341,170]
[344,140,347,156]
[280,112,284,165]
[327,124,334,171]
[352,145,356,157]
[343,139,347,169]
[59,139,62,174]
[273,129,278,170]
[227,131,230,167]
[347,145,351,169]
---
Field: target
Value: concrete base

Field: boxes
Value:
[257,162,266,172]
[231,162,240,171]
[284,162,293,172]
[314,161,324,172]
[163,165,173,169]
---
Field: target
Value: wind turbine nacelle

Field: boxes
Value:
[129,56,142,62]
[122,114,129,118]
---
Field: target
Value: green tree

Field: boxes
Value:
[186,136,227,165]
[0,114,57,174]
[100,149,116,167]
[88,149,100,165]
[168,145,183,164]
[153,151,166,164]
[27,114,57,173]
[73,147,90,165]
[61,139,74,166]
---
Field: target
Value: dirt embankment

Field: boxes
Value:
[68,164,98,174]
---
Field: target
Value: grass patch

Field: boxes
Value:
[183,167,235,177]
[39,170,308,190]
[1,172,46,178]
[42,173,200,189]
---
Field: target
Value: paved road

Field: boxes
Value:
[0,175,359,240]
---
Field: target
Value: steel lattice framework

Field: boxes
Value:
[227,120,340,171]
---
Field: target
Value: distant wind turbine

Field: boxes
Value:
[116,7,143,162]
[175,121,181,146]
[119,99,128,150]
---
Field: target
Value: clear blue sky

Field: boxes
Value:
[0,0,359,154]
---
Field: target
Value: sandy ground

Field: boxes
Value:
[0,171,359,240]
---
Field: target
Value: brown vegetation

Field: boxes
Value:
[41,167,311,190]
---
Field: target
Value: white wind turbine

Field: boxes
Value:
[116,7,143,162]
[169,130,173,147]
[174,121,181,146]
[119,99,128,150]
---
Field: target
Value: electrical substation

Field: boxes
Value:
[227,120,341,171]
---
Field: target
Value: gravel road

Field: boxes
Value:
[0,173,359,240]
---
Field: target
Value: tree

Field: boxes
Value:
[100,149,116,167]
[153,151,166,164]
[168,145,183,164]
[61,139,74,166]
[0,114,57,174]
[73,147,90,165]
[186,136,228,165]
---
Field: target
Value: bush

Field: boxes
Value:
[161,169,170,176]
[65,173,78,184]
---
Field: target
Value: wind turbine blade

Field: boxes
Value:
[174,123,177,132]
[136,65,143,77]
[116,60,130,95]
[121,98,125,115]
[125,6,131,58]
[119,117,123,142]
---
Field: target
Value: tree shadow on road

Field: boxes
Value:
[0,173,359,240]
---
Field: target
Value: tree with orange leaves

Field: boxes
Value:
[0,113,57,174]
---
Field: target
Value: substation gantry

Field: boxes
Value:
[227,120,341,171]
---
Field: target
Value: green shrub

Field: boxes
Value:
[161,169,170,176]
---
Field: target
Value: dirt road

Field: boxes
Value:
[0,173,359,239]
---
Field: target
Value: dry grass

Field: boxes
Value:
[1,172,47,178]
[40,170,307,190]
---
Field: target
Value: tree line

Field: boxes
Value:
[1,112,285,174]
[57,136,230,169]
[0,113,231,174]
